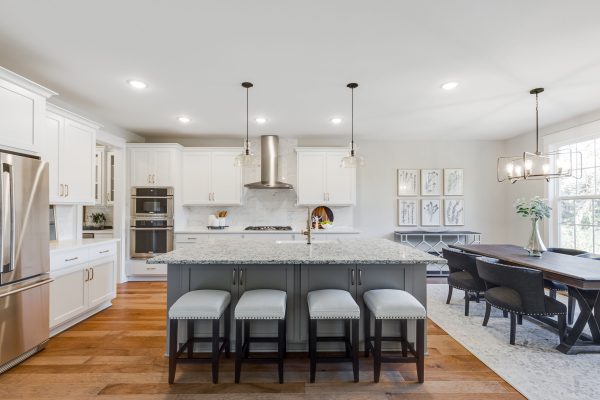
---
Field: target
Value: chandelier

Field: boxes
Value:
[497,88,581,183]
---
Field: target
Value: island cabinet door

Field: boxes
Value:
[298,264,356,345]
[182,265,238,346]
[237,265,295,345]
[356,264,426,347]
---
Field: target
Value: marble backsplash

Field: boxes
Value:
[181,188,353,229]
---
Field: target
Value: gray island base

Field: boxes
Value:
[148,238,445,352]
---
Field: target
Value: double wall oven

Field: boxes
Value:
[130,187,174,259]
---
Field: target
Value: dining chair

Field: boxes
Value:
[442,248,486,316]
[545,248,588,325]
[476,257,566,345]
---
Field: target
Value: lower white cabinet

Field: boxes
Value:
[49,242,117,335]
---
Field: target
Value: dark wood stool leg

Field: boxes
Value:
[309,319,317,383]
[475,292,480,303]
[416,319,425,383]
[352,319,359,383]
[243,320,250,358]
[344,320,351,357]
[557,313,566,344]
[283,318,287,357]
[235,319,242,384]
[517,314,523,325]
[364,306,371,357]
[187,320,194,358]
[224,305,231,358]
[278,318,285,384]
[446,285,453,304]
[509,313,517,345]
[482,302,491,326]
[400,319,408,357]
[373,319,382,383]
[211,318,220,384]
[464,291,470,316]
[567,296,575,325]
[503,310,508,318]
[168,319,178,384]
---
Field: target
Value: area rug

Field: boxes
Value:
[427,284,600,400]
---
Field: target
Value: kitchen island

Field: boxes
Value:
[148,238,445,351]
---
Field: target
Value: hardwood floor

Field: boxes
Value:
[0,282,525,399]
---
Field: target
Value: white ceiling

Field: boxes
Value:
[1,0,600,141]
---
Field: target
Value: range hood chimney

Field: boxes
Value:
[245,135,293,189]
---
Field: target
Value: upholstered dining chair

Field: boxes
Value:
[442,248,486,316]
[476,257,566,345]
[545,248,589,325]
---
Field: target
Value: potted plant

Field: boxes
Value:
[91,212,106,229]
[515,196,551,257]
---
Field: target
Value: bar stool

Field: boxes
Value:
[363,289,426,383]
[168,290,231,384]
[307,289,360,383]
[234,289,287,384]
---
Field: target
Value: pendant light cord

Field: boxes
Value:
[351,86,354,155]
[535,91,539,154]
[246,86,250,155]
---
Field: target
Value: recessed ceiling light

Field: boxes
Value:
[441,81,459,90]
[177,116,191,124]
[331,117,342,125]
[127,79,148,89]
[255,117,267,124]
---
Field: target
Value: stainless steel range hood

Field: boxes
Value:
[245,135,294,189]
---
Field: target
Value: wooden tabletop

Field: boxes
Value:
[450,244,600,290]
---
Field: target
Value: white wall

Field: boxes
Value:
[353,140,507,242]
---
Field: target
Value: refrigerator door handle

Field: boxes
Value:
[0,278,54,299]
[1,162,16,273]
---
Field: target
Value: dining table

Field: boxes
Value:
[450,244,600,355]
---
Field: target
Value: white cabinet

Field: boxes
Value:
[182,149,242,205]
[129,145,179,187]
[94,147,104,204]
[49,241,117,334]
[0,67,55,153]
[41,106,97,204]
[296,149,356,206]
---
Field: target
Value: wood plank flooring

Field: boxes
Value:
[0,282,525,399]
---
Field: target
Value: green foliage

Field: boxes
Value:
[91,213,106,224]
[515,196,551,220]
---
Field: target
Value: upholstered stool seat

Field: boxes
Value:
[234,289,287,384]
[307,289,360,383]
[168,290,231,384]
[169,290,231,320]
[363,289,426,383]
[307,289,360,319]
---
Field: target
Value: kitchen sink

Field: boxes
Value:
[275,240,339,245]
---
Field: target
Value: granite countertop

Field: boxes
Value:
[50,238,120,253]
[175,226,360,234]
[148,238,445,265]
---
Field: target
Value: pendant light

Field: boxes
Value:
[497,88,581,183]
[341,82,365,168]
[234,82,260,168]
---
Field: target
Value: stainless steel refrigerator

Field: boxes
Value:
[0,151,50,373]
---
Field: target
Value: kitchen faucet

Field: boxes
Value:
[303,207,312,245]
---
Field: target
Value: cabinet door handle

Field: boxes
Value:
[84,268,89,282]
[351,269,355,285]
[90,267,94,281]
[146,267,156,270]
[99,250,110,254]
[65,256,79,262]
[65,184,69,197]
[232,269,236,285]
[187,237,197,240]
[148,174,151,184]
[59,184,64,197]
[239,269,244,286]
[358,269,363,286]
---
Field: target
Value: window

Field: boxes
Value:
[555,138,600,253]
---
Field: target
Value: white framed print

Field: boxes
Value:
[445,199,465,226]
[398,199,418,226]
[421,199,441,226]
[397,169,419,196]
[421,169,442,196]
[444,168,464,196]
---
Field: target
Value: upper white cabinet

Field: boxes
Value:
[41,105,98,204]
[105,151,116,205]
[296,148,356,206]
[128,144,180,187]
[94,147,104,204]
[0,67,56,153]
[182,148,242,205]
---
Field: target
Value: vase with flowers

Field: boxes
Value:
[515,196,551,257]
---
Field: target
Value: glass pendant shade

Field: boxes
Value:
[341,148,365,168]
